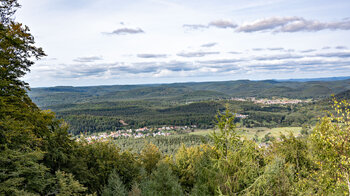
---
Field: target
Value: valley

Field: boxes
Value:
[29,78,349,138]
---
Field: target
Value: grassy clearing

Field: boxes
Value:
[190,127,302,140]
[188,129,214,136]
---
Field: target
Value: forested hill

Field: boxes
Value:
[26,78,350,134]
[29,78,350,107]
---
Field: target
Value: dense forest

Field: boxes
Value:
[28,74,350,134]
[2,1,350,195]
[29,78,350,108]
[36,97,329,135]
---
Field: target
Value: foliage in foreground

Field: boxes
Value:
[3,93,350,195]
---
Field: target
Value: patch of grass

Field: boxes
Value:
[189,129,213,136]
[189,127,302,140]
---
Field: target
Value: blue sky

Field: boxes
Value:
[16,0,350,87]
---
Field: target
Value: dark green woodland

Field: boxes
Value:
[28,80,349,134]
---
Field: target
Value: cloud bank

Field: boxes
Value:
[208,20,237,29]
[177,51,220,57]
[201,42,218,48]
[36,47,350,81]
[237,17,350,33]
[183,20,236,30]
[184,17,350,33]
[73,56,103,62]
[137,54,168,58]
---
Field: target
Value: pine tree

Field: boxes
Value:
[128,183,141,196]
[102,170,127,196]
[48,171,87,196]
[141,162,183,196]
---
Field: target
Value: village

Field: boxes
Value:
[231,97,311,105]
[79,125,197,143]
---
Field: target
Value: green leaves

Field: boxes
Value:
[0,3,45,90]
[141,162,183,196]
[0,148,49,195]
[210,109,239,158]
[102,170,127,196]
[207,110,266,195]
[140,143,162,174]
[50,171,87,196]
[308,98,350,194]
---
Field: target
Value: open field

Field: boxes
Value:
[189,127,302,140]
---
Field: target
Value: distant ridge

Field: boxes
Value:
[28,76,350,108]
[276,76,350,82]
[32,76,350,89]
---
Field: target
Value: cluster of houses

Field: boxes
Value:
[253,98,309,105]
[232,113,249,119]
[157,125,196,131]
[80,125,197,143]
[231,97,310,105]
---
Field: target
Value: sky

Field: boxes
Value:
[15,0,350,87]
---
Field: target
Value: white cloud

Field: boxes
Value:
[209,20,237,29]
[236,17,350,33]
[105,27,144,35]
[177,51,220,57]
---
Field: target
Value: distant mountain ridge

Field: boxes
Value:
[28,77,350,108]
[276,76,350,82]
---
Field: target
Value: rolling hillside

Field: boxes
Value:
[27,78,350,134]
[29,78,350,108]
